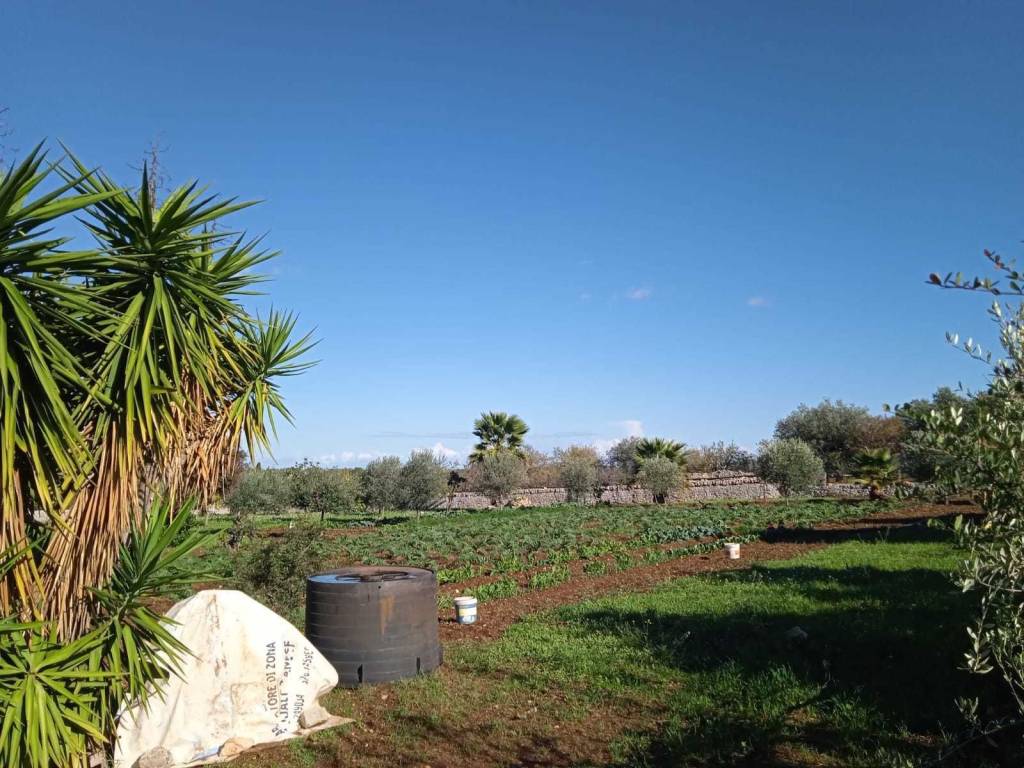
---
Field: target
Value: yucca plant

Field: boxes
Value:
[90,498,209,725]
[469,411,529,463]
[0,145,116,617]
[0,620,110,768]
[0,141,313,764]
[0,500,209,767]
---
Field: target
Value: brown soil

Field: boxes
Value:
[439,538,817,642]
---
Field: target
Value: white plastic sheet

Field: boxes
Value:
[115,590,339,767]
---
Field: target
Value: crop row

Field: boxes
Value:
[437,532,763,610]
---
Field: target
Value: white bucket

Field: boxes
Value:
[454,596,478,624]
[725,542,741,560]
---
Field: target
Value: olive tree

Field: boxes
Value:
[472,451,527,506]
[226,468,290,517]
[637,456,683,503]
[756,438,824,496]
[399,450,449,511]
[556,445,601,503]
[922,254,1024,732]
[362,456,403,513]
[287,460,361,520]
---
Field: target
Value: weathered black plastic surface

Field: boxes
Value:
[305,566,443,687]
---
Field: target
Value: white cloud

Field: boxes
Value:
[315,451,379,467]
[429,442,460,461]
[579,291,591,301]
[626,287,652,301]
[592,420,645,454]
[747,296,769,307]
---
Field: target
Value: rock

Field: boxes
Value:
[299,703,331,729]
[219,736,255,758]
[134,747,173,768]
[785,626,809,641]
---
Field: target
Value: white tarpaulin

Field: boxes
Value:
[115,590,340,767]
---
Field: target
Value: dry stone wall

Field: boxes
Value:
[447,471,780,510]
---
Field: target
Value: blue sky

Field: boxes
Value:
[4,1,1022,465]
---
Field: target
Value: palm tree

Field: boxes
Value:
[470,411,529,463]
[635,437,687,467]
[854,448,898,500]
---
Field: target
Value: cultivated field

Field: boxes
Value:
[164,498,994,767]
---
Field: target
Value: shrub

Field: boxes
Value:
[362,456,403,512]
[756,438,824,495]
[472,451,527,506]
[690,441,756,473]
[226,468,290,516]
[556,445,601,503]
[235,520,330,620]
[774,399,872,478]
[523,445,560,487]
[287,460,361,520]
[637,456,684,503]
[399,450,449,511]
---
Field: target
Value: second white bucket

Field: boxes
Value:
[725,542,741,560]
[454,596,478,624]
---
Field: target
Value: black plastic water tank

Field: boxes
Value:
[305,566,442,687]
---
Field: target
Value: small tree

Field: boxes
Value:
[604,437,642,484]
[853,448,898,500]
[637,456,682,503]
[556,445,601,503]
[756,438,824,496]
[362,456,403,513]
[473,451,527,506]
[399,450,449,512]
[226,468,290,517]
[288,460,361,521]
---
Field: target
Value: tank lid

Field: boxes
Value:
[309,567,424,584]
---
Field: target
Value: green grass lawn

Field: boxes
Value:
[246,521,1001,768]
[458,526,982,766]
